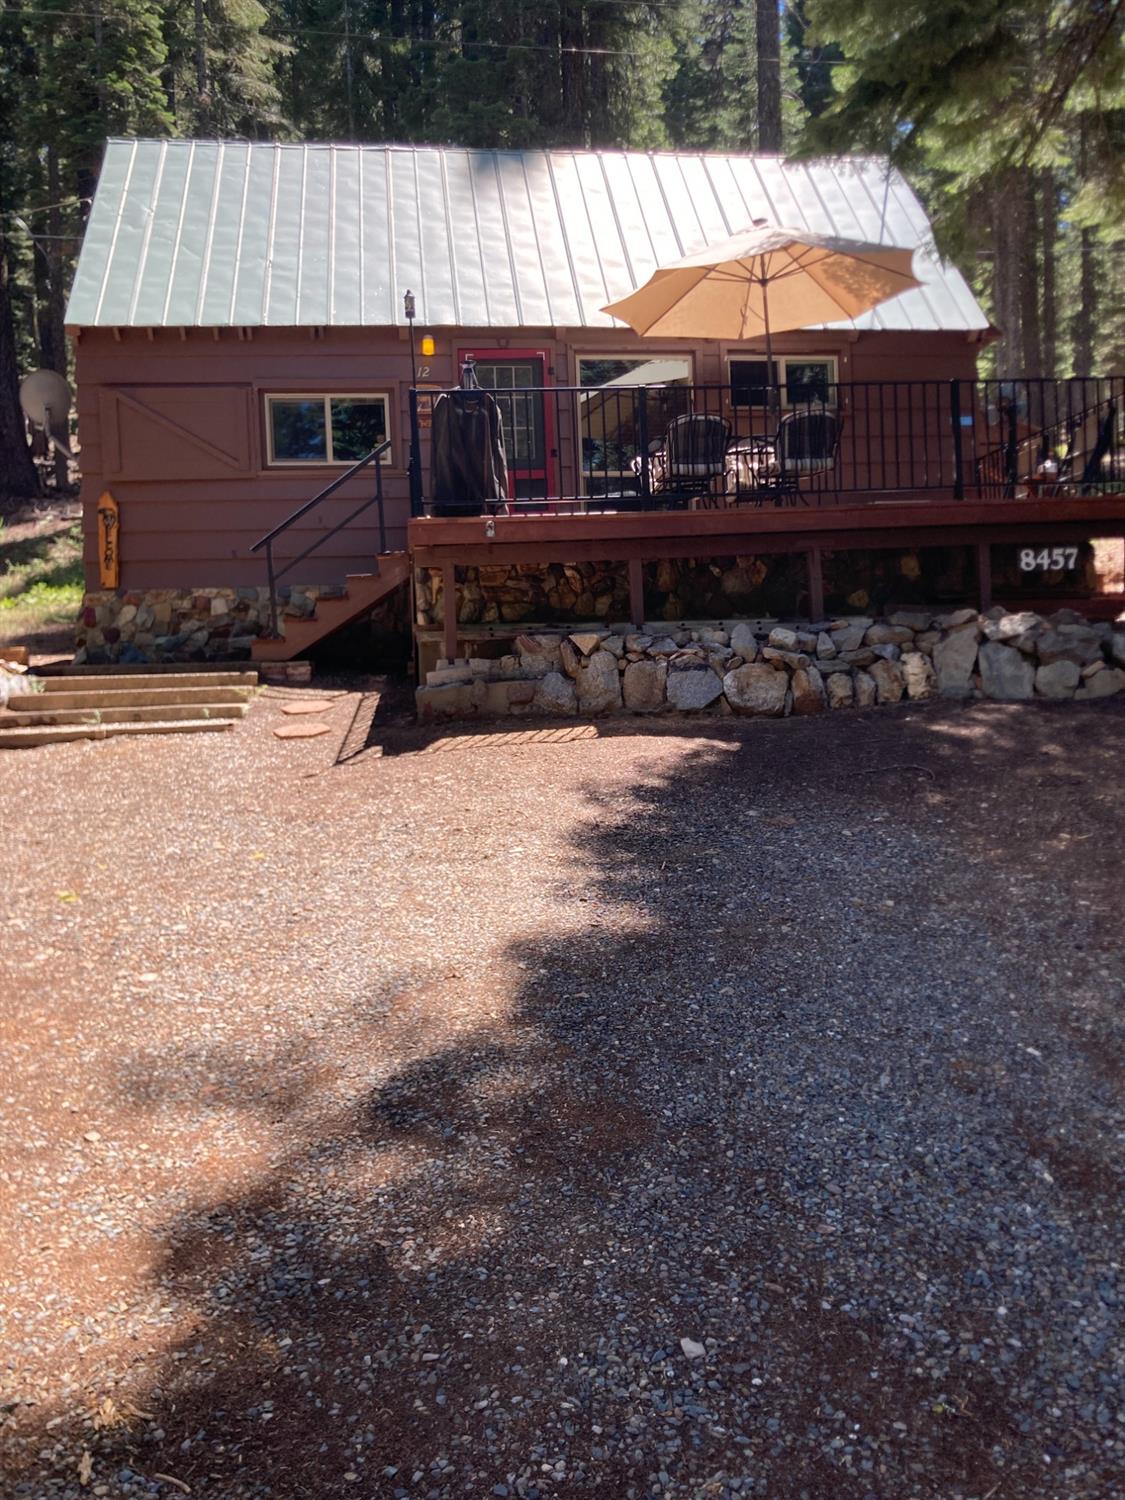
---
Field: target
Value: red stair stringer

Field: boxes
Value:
[251,553,411,662]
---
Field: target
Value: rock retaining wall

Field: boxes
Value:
[416,608,1125,722]
[75,584,403,664]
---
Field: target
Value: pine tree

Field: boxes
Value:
[164,0,287,136]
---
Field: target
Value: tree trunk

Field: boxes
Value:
[755,0,782,151]
[991,178,1018,378]
[1017,173,1041,378]
[0,231,41,506]
[1040,170,1057,377]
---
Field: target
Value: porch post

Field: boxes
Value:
[806,547,825,622]
[977,542,993,613]
[628,557,645,629]
[441,563,458,662]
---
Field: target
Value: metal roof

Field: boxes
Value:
[67,140,989,333]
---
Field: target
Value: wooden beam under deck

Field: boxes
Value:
[410,494,1125,572]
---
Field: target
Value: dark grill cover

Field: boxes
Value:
[430,390,509,512]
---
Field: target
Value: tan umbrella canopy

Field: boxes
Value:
[602,224,922,371]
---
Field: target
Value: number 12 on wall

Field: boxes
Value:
[1019,546,1079,572]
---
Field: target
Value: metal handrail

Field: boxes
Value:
[250,439,392,638]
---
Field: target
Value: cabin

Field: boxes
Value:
[66,139,1124,673]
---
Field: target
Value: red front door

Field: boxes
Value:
[459,350,554,502]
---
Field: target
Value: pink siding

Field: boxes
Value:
[74,324,981,590]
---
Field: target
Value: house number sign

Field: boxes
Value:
[1019,546,1079,572]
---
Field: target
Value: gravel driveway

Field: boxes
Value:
[1,685,1121,1500]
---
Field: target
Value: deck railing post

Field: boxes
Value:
[408,387,423,516]
[376,454,387,554]
[265,540,279,637]
[637,387,651,507]
[950,379,965,500]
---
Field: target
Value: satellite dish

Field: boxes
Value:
[20,368,74,458]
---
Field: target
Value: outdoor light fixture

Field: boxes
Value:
[420,335,436,358]
[404,289,418,386]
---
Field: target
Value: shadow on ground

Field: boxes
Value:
[4,701,1122,1499]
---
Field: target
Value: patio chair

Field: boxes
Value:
[650,413,731,507]
[773,408,843,505]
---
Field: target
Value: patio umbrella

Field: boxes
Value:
[602,224,922,375]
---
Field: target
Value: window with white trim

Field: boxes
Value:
[728,356,838,408]
[265,394,391,465]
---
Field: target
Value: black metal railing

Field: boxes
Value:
[407,377,1124,515]
[251,440,391,637]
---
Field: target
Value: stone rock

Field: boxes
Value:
[569,631,604,657]
[1035,627,1103,667]
[865,623,915,646]
[815,631,837,659]
[723,663,788,716]
[825,672,854,710]
[575,650,622,713]
[601,634,626,658]
[625,633,653,653]
[978,641,1036,700]
[1080,659,1105,679]
[506,681,536,706]
[623,659,668,712]
[828,618,871,652]
[901,651,935,701]
[533,671,578,715]
[936,607,978,629]
[791,665,826,715]
[1034,659,1080,699]
[795,631,818,652]
[648,637,682,656]
[869,658,905,704]
[854,669,877,707]
[887,608,933,630]
[210,595,229,616]
[870,644,901,662]
[1110,631,1125,668]
[729,623,759,662]
[983,610,1042,643]
[762,646,809,670]
[840,648,877,667]
[817,659,853,675]
[1076,666,1125,700]
[698,627,729,646]
[767,626,799,651]
[667,669,723,712]
[516,634,562,672]
[559,639,582,678]
[933,625,979,697]
[680,1338,706,1360]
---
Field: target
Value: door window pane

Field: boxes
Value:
[330,398,387,461]
[270,399,328,461]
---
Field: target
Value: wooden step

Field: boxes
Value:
[7,684,255,711]
[1,701,250,728]
[0,719,234,749]
[252,555,411,662]
[38,670,258,693]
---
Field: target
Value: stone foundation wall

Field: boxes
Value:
[75,582,404,664]
[416,608,1125,722]
[416,563,629,627]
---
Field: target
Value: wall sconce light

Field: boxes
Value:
[420,335,436,358]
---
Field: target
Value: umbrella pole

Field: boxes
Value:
[761,274,778,420]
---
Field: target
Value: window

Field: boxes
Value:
[576,355,693,495]
[728,356,838,408]
[266,394,390,465]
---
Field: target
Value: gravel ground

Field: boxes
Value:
[1,682,1122,1500]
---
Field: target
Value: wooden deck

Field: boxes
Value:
[409,492,1125,660]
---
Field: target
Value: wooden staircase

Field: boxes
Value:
[0,668,257,749]
[251,554,411,662]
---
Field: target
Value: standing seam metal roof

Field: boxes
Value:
[66,140,989,333]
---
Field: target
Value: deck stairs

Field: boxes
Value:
[251,553,411,662]
[0,668,258,749]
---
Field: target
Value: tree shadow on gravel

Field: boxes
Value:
[5,701,1123,1500]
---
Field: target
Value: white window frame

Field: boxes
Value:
[726,354,839,407]
[264,392,392,467]
[575,354,694,494]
